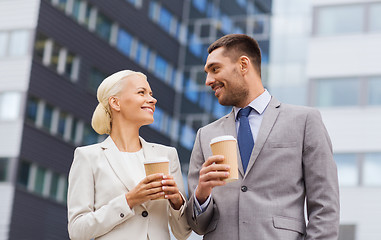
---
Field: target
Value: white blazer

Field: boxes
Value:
[67,136,191,240]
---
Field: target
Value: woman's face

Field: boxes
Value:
[114,74,157,126]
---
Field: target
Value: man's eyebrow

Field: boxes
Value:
[204,62,217,73]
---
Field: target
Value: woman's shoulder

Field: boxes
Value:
[74,141,104,156]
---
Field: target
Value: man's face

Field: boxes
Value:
[204,47,249,107]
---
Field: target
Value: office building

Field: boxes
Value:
[269,0,381,239]
[0,0,272,239]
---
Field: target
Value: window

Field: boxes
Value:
[88,68,107,94]
[135,42,149,67]
[26,97,39,123]
[314,78,359,107]
[126,0,143,8]
[154,55,168,80]
[63,50,77,79]
[51,42,61,71]
[55,0,68,11]
[83,124,98,145]
[0,30,29,57]
[34,33,80,81]
[180,124,196,150]
[151,107,163,131]
[193,0,207,13]
[9,30,29,57]
[71,118,79,143]
[18,161,31,187]
[189,33,202,57]
[185,78,198,103]
[158,7,172,33]
[34,166,46,195]
[49,172,60,200]
[316,5,364,36]
[72,0,82,21]
[57,112,68,138]
[117,29,133,57]
[0,158,8,182]
[0,92,22,120]
[95,13,112,42]
[369,3,381,32]
[0,32,8,57]
[42,103,54,131]
[221,15,232,34]
[363,153,381,186]
[34,33,48,61]
[368,77,381,105]
[334,154,358,186]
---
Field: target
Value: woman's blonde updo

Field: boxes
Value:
[91,70,146,135]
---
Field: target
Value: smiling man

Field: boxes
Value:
[186,34,340,240]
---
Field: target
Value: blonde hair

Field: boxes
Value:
[91,70,147,135]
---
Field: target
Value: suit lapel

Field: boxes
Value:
[244,97,281,177]
[223,111,245,177]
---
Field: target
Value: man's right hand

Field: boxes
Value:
[195,155,230,204]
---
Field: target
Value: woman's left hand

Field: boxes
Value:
[162,175,184,210]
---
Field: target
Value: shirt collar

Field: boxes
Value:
[233,89,271,120]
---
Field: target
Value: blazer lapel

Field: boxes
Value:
[101,136,148,209]
[244,97,281,177]
[223,110,245,177]
[140,136,157,161]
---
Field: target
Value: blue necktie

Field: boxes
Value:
[237,107,254,173]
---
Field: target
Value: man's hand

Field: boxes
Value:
[195,155,230,204]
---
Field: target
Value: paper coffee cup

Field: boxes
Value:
[144,158,169,200]
[210,135,239,182]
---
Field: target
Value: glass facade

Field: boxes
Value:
[313,76,381,107]
[315,3,381,36]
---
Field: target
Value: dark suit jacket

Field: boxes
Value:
[186,97,340,240]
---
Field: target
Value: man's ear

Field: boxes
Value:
[239,56,250,74]
[109,96,120,112]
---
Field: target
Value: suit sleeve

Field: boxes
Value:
[167,147,192,240]
[67,148,134,240]
[303,109,340,240]
[186,128,219,235]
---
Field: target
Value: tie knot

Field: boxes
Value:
[238,107,252,118]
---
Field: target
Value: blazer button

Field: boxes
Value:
[241,186,248,192]
[120,213,124,218]
[142,211,148,217]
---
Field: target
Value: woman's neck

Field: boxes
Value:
[110,121,141,152]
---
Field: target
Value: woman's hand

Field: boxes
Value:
[125,173,164,208]
[162,175,184,210]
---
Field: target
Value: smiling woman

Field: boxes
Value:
[67,70,191,240]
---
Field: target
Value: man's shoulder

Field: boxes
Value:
[280,102,319,114]
[200,112,232,131]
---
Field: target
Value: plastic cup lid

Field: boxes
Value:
[144,157,169,164]
[210,135,237,145]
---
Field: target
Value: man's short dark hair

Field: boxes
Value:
[208,34,262,76]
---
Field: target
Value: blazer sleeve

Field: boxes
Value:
[185,128,219,235]
[303,109,340,239]
[67,147,134,240]
[167,147,192,240]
